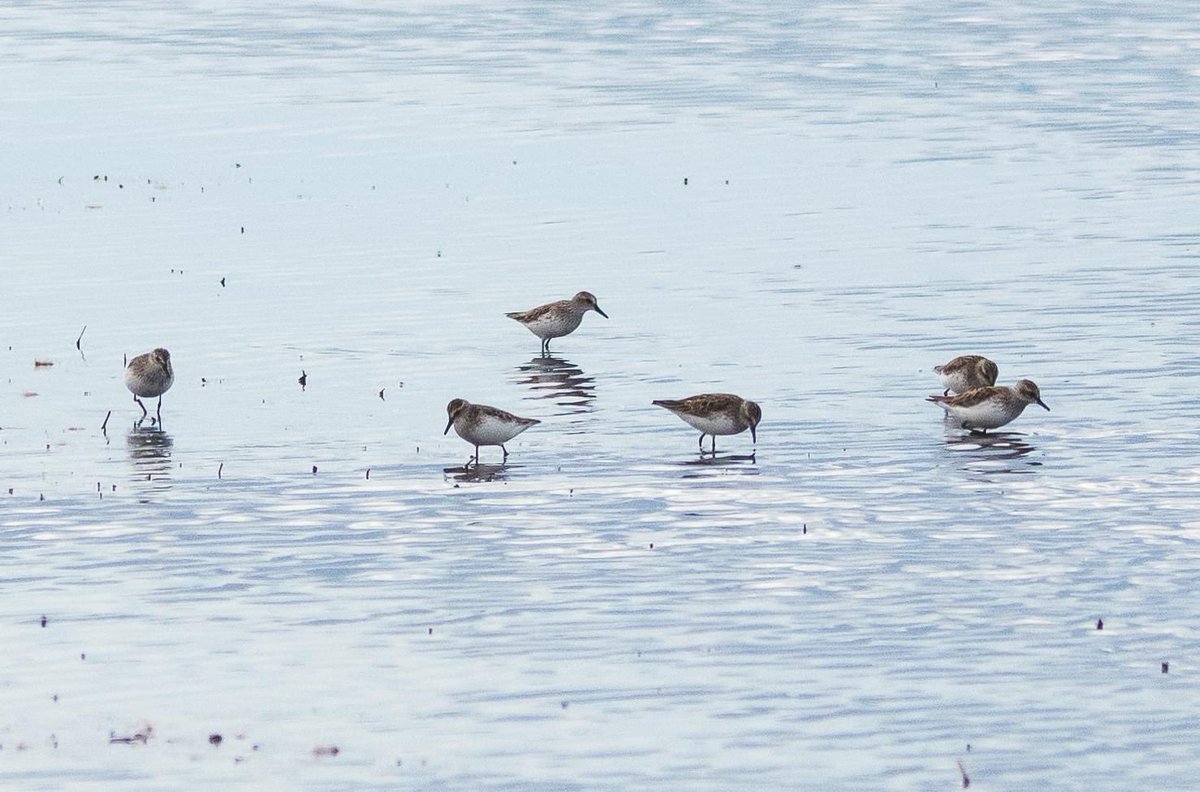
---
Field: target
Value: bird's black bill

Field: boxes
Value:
[594,305,609,319]
[1038,399,1050,411]
[444,418,454,434]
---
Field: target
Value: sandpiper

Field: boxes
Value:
[927,379,1049,433]
[507,291,608,354]
[934,355,998,395]
[444,399,541,465]
[653,393,761,454]
[125,348,174,423]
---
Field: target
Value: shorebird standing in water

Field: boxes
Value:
[653,393,762,454]
[506,291,608,354]
[933,354,999,395]
[927,379,1049,433]
[125,347,174,423]
[444,398,540,466]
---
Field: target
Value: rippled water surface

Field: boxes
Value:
[4,2,1200,789]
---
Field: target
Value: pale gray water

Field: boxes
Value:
[3,2,1200,789]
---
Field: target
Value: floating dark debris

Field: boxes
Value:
[1097,618,1104,630]
[109,725,152,745]
[40,616,47,628]
[313,745,340,757]
[209,733,223,746]
[299,370,307,389]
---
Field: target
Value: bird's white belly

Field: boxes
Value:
[939,370,970,394]
[125,368,173,398]
[945,400,1023,430]
[677,413,742,436]
[523,313,582,340]
[457,417,531,445]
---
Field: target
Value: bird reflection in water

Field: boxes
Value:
[443,462,511,483]
[944,429,1038,467]
[127,424,174,489]
[679,451,758,478]
[512,355,595,414]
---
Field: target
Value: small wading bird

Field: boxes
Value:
[933,354,998,395]
[444,399,540,466]
[927,379,1049,434]
[125,347,174,423]
[506,291,608,354]
[653,393,762,454]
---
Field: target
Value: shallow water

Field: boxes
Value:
[3,2,1200,789]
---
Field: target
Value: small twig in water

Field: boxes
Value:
[101,410,112,433]
[957,760,970,788]
[76,325,87,351]
[218,463,224,479]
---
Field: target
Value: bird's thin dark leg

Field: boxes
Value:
[134,395,147,420]
[698,434,706,453]
[943,389,950,396]
[711,436,717,454]
[502,444,510,461]
[156,396,163,425]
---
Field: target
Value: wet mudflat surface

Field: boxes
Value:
[3,2,1200,789]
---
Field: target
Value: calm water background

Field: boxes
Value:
[3,2,1200,789]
